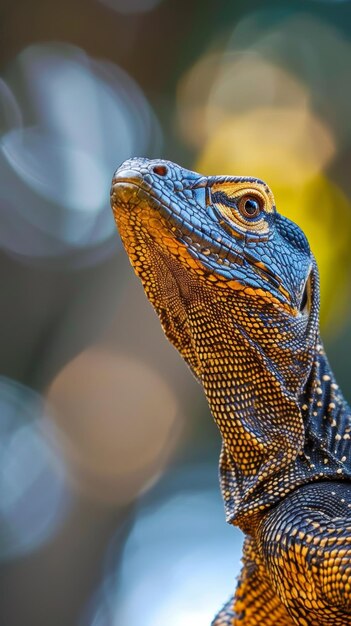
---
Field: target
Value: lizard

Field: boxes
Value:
[110,157,351,625]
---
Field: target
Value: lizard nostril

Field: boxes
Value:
[153,164,168,177]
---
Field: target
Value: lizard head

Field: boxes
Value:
[111,157,318,370]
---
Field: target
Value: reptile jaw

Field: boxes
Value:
[111,180,242,263]
[111,179,234,279]
[111,179,295,316]
[111,179,201,292]
[110,161,262,274]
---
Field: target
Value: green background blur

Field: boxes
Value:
[1,1,351,625]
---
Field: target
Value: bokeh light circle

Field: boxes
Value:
[178,52,310,150]
[0,376,70,561]
[85,466,243,626]
[0,42,162,267]
[197,107,334,186]
[46,348,183,503]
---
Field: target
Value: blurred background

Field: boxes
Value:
[1,0,351,624]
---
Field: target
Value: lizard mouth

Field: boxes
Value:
[111,177,206,373]
[111,179,290,303]
[111,179,245,267]
[111,178,205,295]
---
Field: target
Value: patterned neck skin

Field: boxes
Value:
[110,157,351,532]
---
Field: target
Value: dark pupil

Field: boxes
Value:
[244,198,259,215]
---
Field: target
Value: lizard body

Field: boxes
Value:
[110,157,351,625]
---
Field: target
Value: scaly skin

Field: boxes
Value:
[110,157,351,625]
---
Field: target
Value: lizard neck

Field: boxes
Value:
[186,295,351,525]
[187,291,313,476]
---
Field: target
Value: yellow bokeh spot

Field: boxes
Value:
[178,52,310,150]
[197,108,335,186]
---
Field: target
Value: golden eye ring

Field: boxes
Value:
[238,195,264,219]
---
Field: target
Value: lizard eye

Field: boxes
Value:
[238,195,263,219]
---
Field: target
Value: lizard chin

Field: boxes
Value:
[111,179,233,301]
[111,184,204,373]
